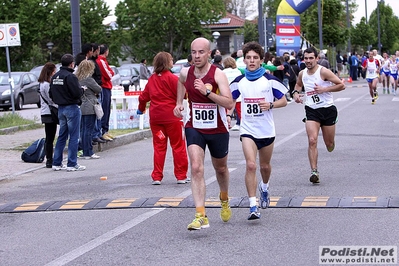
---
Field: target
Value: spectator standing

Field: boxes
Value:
[288,59,300,97]
[38,62,58,168]
[222,56,242,131]
[96,45,114,141]
[138,52,188,185]
[173,37,234,230]
[183,54,193,67]
[76,60,102,159]
[90,43,106,144]
[318,52,331,69]
[139,58,151,89]
[213,54,224,70]
[350,52,359,81]
[50,54,85,171]
[336,51,343,78]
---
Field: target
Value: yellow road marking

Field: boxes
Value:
[14,201,46,211]
[106,198,138,208]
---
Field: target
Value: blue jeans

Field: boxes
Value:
[101,88,111,134]
[92,92,102,139]
[81,114,96,157]
[350,65,358,81]
[53,104,81,167]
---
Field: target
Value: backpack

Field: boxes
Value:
[21,138,46,163]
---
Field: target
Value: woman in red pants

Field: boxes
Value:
[138,52,188,185]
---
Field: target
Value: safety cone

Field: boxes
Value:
[347,77,353,83]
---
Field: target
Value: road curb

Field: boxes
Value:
[94,129,152,152]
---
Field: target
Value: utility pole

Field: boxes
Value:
[346,0,351,54]
[70,0,81,57]
[258,0,264,47]
[318,0,323,49]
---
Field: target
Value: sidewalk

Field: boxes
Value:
[0,126,152,180]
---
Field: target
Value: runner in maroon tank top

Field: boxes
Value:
[174,37,234,230]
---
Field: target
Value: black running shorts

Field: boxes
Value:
[185,127,229,159]
[305,105,338,126]
[240,135,275,150]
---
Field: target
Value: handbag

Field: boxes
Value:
[39,91,59,124]
[83,93,103,120]
[93,103,104,120]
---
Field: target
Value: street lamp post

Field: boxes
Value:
[46,42,54,62]
[377,0,383,54]
[212,31,220,50]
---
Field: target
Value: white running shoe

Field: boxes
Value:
[66,164,86,172]
[85,154,100,159]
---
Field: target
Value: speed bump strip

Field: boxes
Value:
[106,198,139,208]
[1,196,399,213]
[59,200,91,210]
[154,197,184,207]
[338,196,390,208]
[13,201,47,212]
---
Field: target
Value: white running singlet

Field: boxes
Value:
[365,59,379,79]
[302,65,334,109]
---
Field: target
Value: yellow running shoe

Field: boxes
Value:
[327,142,335,152]
[187,213,209,230]
[220,199,232,222]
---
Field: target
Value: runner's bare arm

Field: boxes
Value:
[174,67,188,118]
[318,67,345,93]
[210,68,234,110]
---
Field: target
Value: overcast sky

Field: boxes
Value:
[103,0,399,25]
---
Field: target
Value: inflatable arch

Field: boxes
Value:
[276,0,317,56]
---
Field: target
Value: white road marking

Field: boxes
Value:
[44,209,164,266]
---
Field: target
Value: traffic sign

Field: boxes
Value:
[0,23,21,47]
[0,24,7,47]
[6,23,21,46]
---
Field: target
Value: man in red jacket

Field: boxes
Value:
[96,44,114,141]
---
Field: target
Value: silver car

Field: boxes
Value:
[0,72,40,110]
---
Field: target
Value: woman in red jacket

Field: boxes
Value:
[138,52,188,185]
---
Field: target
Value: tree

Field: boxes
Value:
[0,0,111,71]
[351,17,374,51]
[115,0,225,62]
[301,0,349,48]
[367,2,399,53]
[237,21,258,43]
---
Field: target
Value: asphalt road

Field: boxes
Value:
[0,81,398,266]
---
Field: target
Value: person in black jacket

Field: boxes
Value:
[50,54,86,172]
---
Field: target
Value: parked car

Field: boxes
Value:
[109,65,121,87]
[30,64,61,78]
[171,64,183,77]
[117,67,140,91]
[0,72,40,110]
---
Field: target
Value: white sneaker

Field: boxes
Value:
[85,154,100,159]
[231,124,240,131]
[66,164,86,172]
[52,165,67,171]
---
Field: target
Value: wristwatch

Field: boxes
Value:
[205,89,211,97]
[269,102,274,109]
